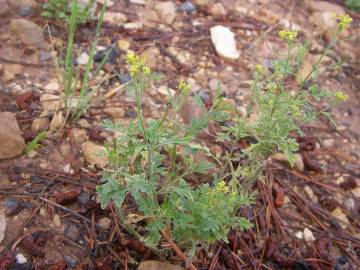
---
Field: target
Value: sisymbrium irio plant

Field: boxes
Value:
[97,53,253,254]
[219,14,351,189]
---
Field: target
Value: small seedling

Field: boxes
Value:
[61,0,109,122]
[346,0,360,12]
[42,0,95,24]
[24,131,47,154]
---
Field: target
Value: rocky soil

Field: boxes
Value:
[0,0,359,269]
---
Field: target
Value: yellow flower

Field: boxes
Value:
[333,14,352,30]
[255,64,265,75]
[215,181,229,193]
[334,91,348,101]
[278,30,298,42]
[126,52,150,77]
[178,80,190,94]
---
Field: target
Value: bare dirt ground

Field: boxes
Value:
[0,0,359,269]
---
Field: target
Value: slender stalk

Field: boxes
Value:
[160,230,198,270]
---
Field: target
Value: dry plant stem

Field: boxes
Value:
[113,205,164,259]
[160,230,198,270]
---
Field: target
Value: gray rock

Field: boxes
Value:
[19,6,34,16]
[180,1,196,14]
[64,255,77,268]
[0,112,26,159]
[10,18,44,46]
[64,223,81,241]
[39,51,52,62]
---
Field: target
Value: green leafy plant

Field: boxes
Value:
[97,53,253,255]
[219,15,351,189]
[346,0,360,12]
[42,0,95,24]
[62,0,109,122]
[24,131,47,154]
[96,11,352,260]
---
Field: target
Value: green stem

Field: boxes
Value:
[300,27,341,87]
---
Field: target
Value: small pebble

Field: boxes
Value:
[53,214,61,227]
[294,231,303,239]
[98,217,111,230]
[39,51,52,62]
[64,255,77,268]
[19,6,33,16]
[116,73,131,84]
[198,90,211,106]
[330,218,341,230]
[303,228,315,242]
[180,1,196,14]
[4,198,22,215]
[15,253,27,264]
[78,191,90,205]
[344,197,355,211]
[64,223,81,241]
[77,52,89,65]
[94,47,116,63]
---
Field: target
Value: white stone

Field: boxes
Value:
[210,25,240,60]
[63,163,74,174]
[344,197,355,212]
[155,1,177,25]
[0,212,6,243]
[15,254,27,264]
[322,138,334,147]
[130,0,146,4]
[303,228,315,242]
[77,52,90,65]
[294,230,303,239]
[103,12,127,27]
[44,81,60,91]
[123,22,143,29]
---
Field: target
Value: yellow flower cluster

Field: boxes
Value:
[334,14,353,30]
[215,181,229,193]
[334,91,348,101]
[178,80,191,94]
[126,52,150,77]
[255,64,266,75]
[278,30,298,42]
